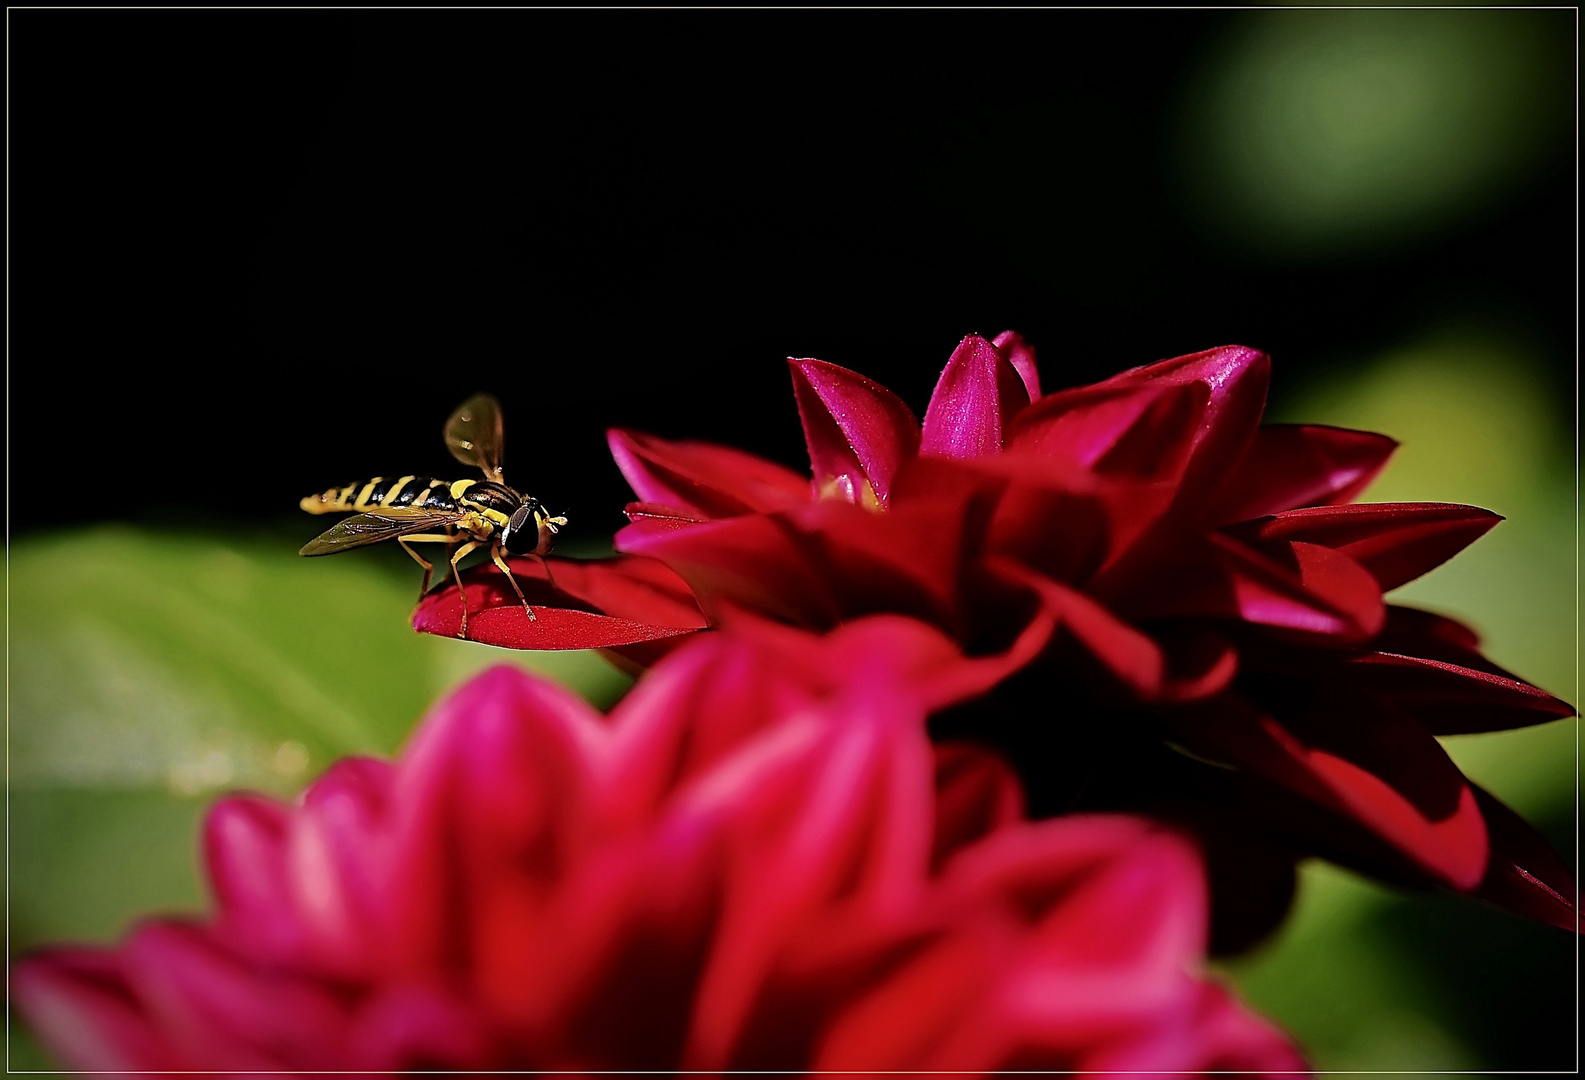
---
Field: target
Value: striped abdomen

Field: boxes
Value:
[300,475,459,515]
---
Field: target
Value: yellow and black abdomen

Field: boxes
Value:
[300,475,458,515]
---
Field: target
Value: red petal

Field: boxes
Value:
[1227,502,1502,592]
[789,357,920,506]
[931,742,1025,873]
[1341,651,1574,734]
[623,500,707,531]
[986,558,1164,699]
[920,334,1031,459]
[1374,605,1516,678]
[1017,346,1269,513]
[1172,696,1489,889]
[618,511,842,627]
[607,428,809,517]
[412,556,708,649]
[1007,378,1208,482]
[1121,534,1385,643]
[1208,424,1397,523]
[1471,786,1578,931]
[993,330,1042,401]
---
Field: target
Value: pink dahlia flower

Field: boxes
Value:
[417,333,1575,937]
[13,619,1302,1074]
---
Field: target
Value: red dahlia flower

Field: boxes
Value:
[419,333,1575,938]
[12,619,1302,1074]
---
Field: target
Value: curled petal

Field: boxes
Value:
[608,429,809,517]
[789,357,921,506]
[993,330,1042,401]
[1227,502,1502,592]
[921,335,1032,459]
[1208,424,1398,523]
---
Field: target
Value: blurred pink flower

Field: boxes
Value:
[13,619,1302,1074]
[417,332,1574,936]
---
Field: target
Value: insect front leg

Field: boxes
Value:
[490,543,537,623]
[448,539,484,638]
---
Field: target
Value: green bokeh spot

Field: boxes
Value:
[1175,9,1569,257]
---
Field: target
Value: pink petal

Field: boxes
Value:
[1088,980,1307,1073]
[121,922,351,1069]
[608,428,810,517]
[205,795,302,958]
[347,983,495,1070]
[789,357,920,506]
[993,330,1042,401]
[1227,502,1502,592]
[920,334,1032,459]
[686,718,937,1068]
[389,668,607,977]
[1471,785,1578,932]
[11,948,190,1072]
[1209,423,1398,522]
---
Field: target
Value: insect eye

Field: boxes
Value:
[502,504,539,555]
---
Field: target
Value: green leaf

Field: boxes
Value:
[7,525,633,957]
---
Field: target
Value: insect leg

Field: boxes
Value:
[395,533,459,604]
[449,539,483,638]
[530,552,560,595]
[397,537,436,600]
[490,543,537,623]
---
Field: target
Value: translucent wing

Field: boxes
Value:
[445,393,505,482]
[299,508,458,556]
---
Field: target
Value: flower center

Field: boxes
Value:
[816,472,885,511]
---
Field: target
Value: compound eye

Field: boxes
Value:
[503,504,538,555]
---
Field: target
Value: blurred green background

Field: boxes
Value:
[8,6,1575,1073]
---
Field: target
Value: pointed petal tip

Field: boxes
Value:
[921,334,1031,459]
[787,354,920,505]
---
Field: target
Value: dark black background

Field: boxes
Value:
[10,8,1574,547]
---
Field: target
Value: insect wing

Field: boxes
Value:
[299,508,456,556]
[445,393,505,482]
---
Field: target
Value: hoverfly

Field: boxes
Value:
[299,393,566,638]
